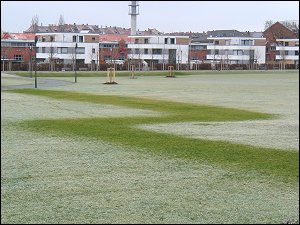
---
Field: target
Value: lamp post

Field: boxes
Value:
[180,50,182,70]
[74,42,77,83]
[34,36,38,88]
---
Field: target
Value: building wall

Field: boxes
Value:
[1,38,35,64]
[206,37,266,64]
[1,46,35,63]
[190,49,207,61]
[275,39,299,65]
[189,43,208,61]
[128,35,190,64]
[36,33,99,64]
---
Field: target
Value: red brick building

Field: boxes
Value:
[1,33,36,70]
[263,22,298,62]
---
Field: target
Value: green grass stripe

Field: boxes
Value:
[9,69,299,78]
[7,89,298,184]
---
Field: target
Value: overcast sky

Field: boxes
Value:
[1,1,299,33]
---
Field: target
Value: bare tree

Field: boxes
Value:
[253,48,262,70]
[2,46,13,71]
[281,20,299,33]
[279,48,287,70]
[69,47,76,71]
[111,46,119,70]
[176,50,181,70]
[89,48,96,71]
[95,48,100,71]
[225,49,230,70]
[150,49,154,71]
[212,41,217,70]
[1,48,7,71]
[58,14,65,32]
[48,36,56,71]
[218,50,226,71]
[31,15,39,33]
[264,20,274,30]
[162,44,166,70]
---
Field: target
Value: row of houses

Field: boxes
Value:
[1,22,299,71]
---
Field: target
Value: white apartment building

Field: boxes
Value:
[206,37,266,65]
[275,38,299,67]
[36,32,99,66]
[127,35,190,68]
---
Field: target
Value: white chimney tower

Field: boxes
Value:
[129,1,139,35]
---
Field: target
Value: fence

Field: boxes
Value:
[1,62,298,72]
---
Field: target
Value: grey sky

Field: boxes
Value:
[1,1,299,33]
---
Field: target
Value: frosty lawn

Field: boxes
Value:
[6,88,298,185]
[2,71,299,224]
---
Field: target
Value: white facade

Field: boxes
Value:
[36,33,99,65]
[275,39,299,62]
[206,37,266,64]
[127,35,190,65]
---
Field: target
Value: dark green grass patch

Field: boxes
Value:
[9,70,299,78]
[7,89,299,184]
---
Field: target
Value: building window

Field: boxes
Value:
[135,39,139,44]
[102,44,112,48]
[92,37,96,41]
[42,37,46,42]
[214,40,219,45]
[241,40,253,46]
[57,47,68,54]
[191,45,206,50]
[11,42,27,47]
[79,36,83,42]
[73,36,77,42]
[295,41,299,46]
[284,50,289,55]
[92,48,95,53]
[118,56,125,60]
[42,47,46,53]
[170,38,175,44]
[14,55,23,61]
[144,49,148,54]
[49,47,55,54]
[144,39,149,44]
[295,51,299,56]
[152,49,162,55]
[135,49,140,54]
[165,38,168,44]
[76,47,85,54]
[1,42,10,47]
[215,49,219,55]
[104,56,111,60]
[233,50,243,55]
[284,42,289,46]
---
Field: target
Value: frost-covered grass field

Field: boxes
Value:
[1,70,299,224]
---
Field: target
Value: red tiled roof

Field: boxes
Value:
[1,33,35,40]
